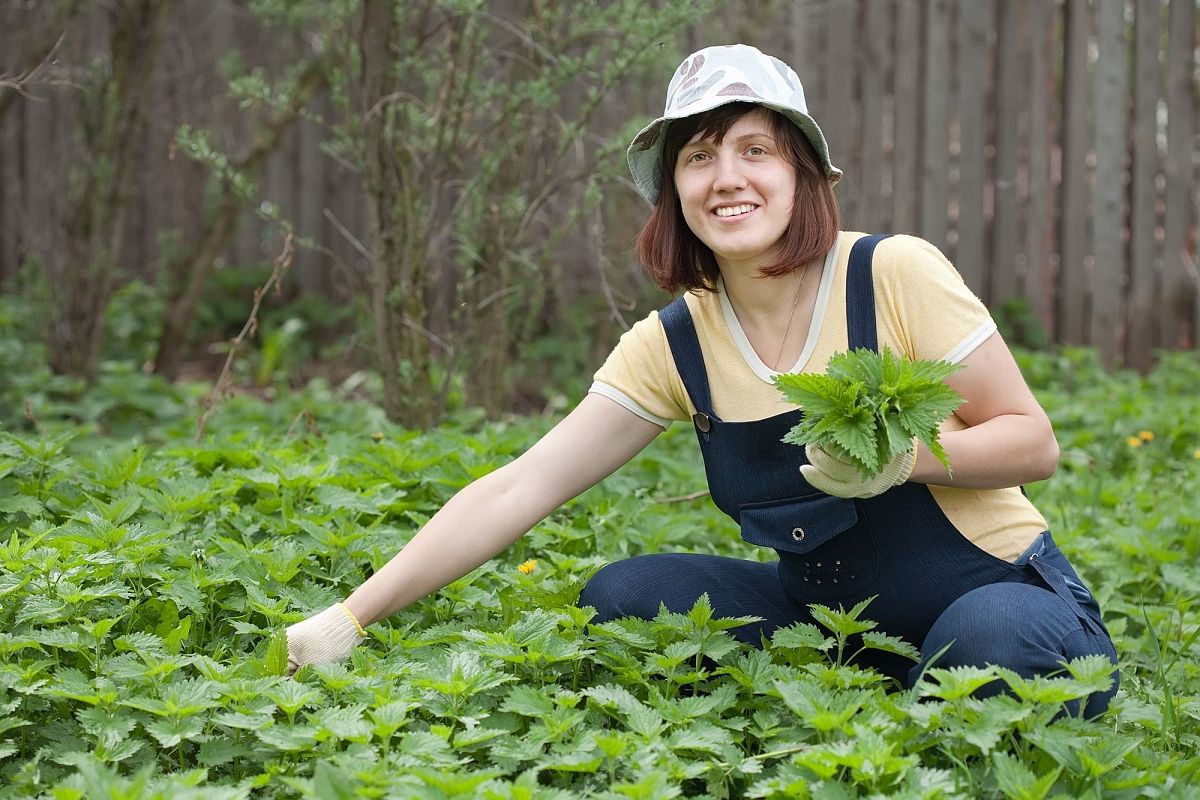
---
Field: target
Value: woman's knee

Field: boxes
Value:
[578,555,674,623]
[910,582,1117,714]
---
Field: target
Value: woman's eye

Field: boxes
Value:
[686,151,710,163]
[747,145,767,156]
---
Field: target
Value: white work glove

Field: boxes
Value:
[801,443,916,499]
[285,603,367,674]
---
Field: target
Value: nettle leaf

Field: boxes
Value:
[718,649,786,689]
[772,678,867,733]
[991,751,1061,800]
[370,699,417,737]
[144,715,206,748]
[75,706,136,749]
[263,630,289,677]
[776,347,963,477]
[265,680,323,721]
[309,703,371,742]
[394,730,458,767]
[859,632,920,662]
[666,719,736,756]
[944,696,1032,755]
[502,684,557,718]
[255,723,319,752]
[918,665,1001,701]
[584,684,666,739]
[311,760,359,800]
[311,484,383,517]
[1059,653,1118,696]
[808,598,878,638]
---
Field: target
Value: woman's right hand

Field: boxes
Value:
[285,603,366,674]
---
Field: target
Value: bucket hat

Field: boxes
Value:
[627,43,842,205]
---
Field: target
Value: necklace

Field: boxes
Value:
[772,262,812,372]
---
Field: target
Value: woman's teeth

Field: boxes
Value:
[715,204,755,218]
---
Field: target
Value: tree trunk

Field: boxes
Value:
[49,0,170,380]
[357,0,435,427]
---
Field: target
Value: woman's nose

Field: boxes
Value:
[711,155,746,191]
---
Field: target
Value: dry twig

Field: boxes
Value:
[654,489,710,504]
[194,232,295,443]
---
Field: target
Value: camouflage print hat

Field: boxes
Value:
[627,43,842,205]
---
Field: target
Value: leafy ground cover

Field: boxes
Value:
[1,347,1198,798]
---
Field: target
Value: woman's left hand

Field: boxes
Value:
[801,443,916,499]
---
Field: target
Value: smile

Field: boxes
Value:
[714,204,757,218]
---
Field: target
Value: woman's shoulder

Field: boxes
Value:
[869,233,966,285]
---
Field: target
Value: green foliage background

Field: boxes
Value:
[1,304,1199,797]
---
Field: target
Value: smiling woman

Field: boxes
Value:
[284,43,1119,719]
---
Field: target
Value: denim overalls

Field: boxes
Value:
[581,235,1117,713]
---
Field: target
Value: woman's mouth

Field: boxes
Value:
[714,203,757,218]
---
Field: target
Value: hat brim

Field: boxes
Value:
[626,95,842,205]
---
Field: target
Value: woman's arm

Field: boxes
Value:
[343,394,664,627]
[909,330,1058,489]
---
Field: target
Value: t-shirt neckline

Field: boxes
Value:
[717,235,841,384]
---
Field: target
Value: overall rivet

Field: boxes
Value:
[791,527,805,542]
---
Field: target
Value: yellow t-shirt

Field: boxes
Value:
[590,231,1047,562]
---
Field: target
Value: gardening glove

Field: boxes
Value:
[800,443,916,499]
[285,603,367,674]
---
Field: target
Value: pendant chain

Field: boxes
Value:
[772,262,813,372]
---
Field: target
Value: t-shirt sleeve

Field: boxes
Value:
[873,235,998,363]
[589,310,690,428]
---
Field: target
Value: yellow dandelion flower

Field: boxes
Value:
[1194,449,1200,460]
[1138,430,1154,442]
[517,559,538,575]
[1126,437,1142,448]
[370,431,385,442]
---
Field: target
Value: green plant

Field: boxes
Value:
[1,346,1199,796]
[774,347,963,476]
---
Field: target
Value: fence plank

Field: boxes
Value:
[858,0,886,233]
[0,103,22,286]
[956,0,989,293]
[990,0,1021,305]
[826,0,857,228]
[296,96,325,294]
[891,0,920,234]
[1058,0,1090,344]
[228,2,260,267]
[1127,0,1160,368]
[1091,0,1128,363]
[1025,0,1054,338]
[1162,0,1197,349]
[919,0,950,249]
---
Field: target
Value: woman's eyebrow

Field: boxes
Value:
[731,132,776,144]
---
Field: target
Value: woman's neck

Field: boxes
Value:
[719,259,818,325]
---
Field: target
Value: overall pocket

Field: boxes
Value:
[740,494,880,599]
[738,493,860,555]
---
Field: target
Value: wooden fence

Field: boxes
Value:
[790,0,1198,367]
[0,0,1197,369]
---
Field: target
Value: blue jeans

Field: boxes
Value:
[579,536,1118,717]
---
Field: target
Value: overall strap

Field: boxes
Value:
[658,296,718,419]
[846,234,892,352]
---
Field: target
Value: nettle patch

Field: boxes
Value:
[0,349,1198,798]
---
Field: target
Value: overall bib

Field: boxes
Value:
[581,235,1117,713]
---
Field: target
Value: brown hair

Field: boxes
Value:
[634,102,840,293]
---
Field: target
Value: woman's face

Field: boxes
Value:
[673,108,796,271]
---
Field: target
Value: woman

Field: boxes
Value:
[286,44,1117,714]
